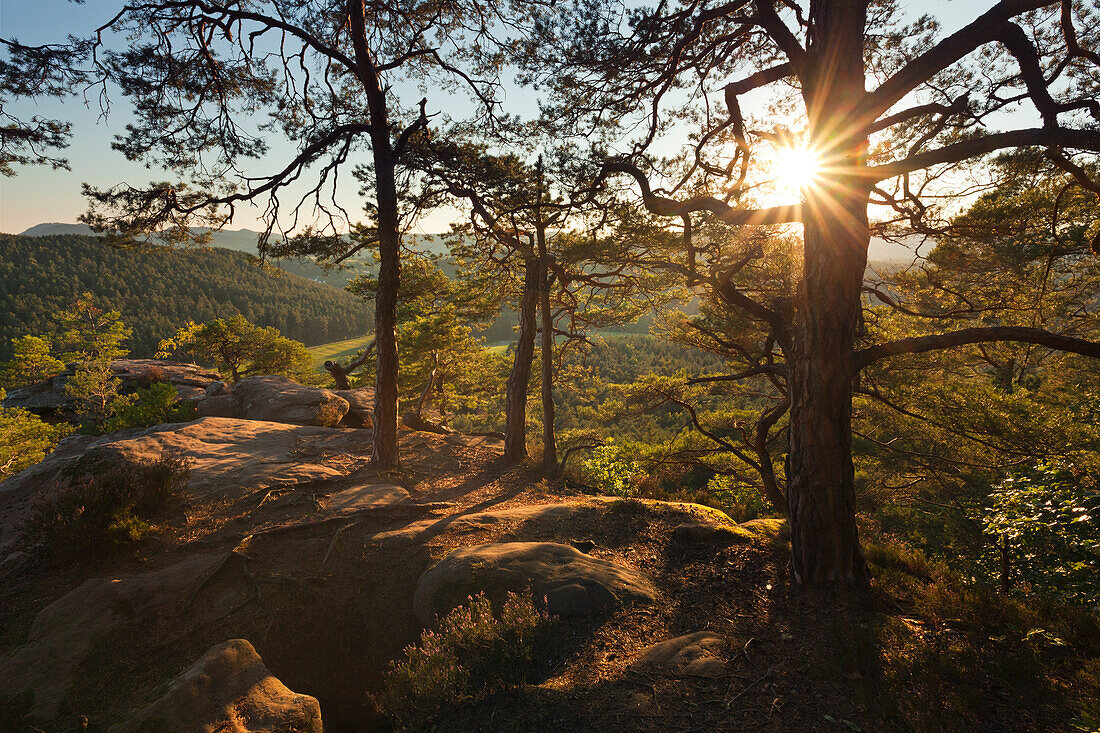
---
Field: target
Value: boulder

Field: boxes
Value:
[113,639,323,733]
[0,418,373,552]
[629,632,728,676]
[671,522,753,548]
[2,359,221,415]
[323,483,410,516]
[197,375,349,427]
[0,555,219,721]
[413,541,657,623]
[335,387,374,428]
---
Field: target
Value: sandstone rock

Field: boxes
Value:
[737,517,788,542]
[197,375,349,427]
[113,639,323,733]
[629,632,728,676]
[0,555,218,720]
[196,393,239,417]
[2,359,220,415]
[0,418,373,552]
[671,522,753,548]
[413,541,657,623]
[324,483,410,516]
[335,387,373,428]
[372,502,603,548]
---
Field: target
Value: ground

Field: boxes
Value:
[0,424,1096,732]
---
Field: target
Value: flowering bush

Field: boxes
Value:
[19,454,191,558]
[380,591,551,727]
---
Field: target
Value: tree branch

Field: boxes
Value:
[866,127,1100,181]
[855,326,1100,370]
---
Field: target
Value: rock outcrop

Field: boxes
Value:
[198,375,349,427]
[413,541,657,623]
[0,417,373,552]
[113,639,323,733]
[0,555,219,721]
[2,359,221,415]
[629,632,728,676]
[335,387,374,428]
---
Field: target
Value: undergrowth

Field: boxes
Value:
[379,591,552,729]
[858,536,1100,731]
[19,454,191,558]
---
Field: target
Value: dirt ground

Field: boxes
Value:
[0,427,1094,732]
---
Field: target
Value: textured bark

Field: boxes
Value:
[370,141,401,469]
[504,256,540,464]
[536,224,558,474]
[348,0,400,469]
[785,0,869,585]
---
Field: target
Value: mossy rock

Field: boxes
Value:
[414,542,657,624]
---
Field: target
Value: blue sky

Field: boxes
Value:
[0,1,1005,234]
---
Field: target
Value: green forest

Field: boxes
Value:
[0,234,371,358]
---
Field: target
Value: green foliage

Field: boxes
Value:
[348,254,497,419]
[159,315,314,383]
[705,474,768,523]
[19,454,191,558]
[583,440,643,496]
[102,383,198,433]
[66,360,123,422]
[0,335,64,388]
[0,389,72,478]
[981,463,1100,606]
[380,592,550,728]
[55,291,132,362]
[0,234,370,360]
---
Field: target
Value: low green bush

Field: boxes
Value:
[101,382,198,433]
[19,454,191,558]
[379,591,551,728]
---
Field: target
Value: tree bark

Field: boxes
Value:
[504,256,540,464]
[785,0,870,585]
[537,227,558,474]
[370,141,401,469]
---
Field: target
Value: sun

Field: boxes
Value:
[774,145,821,193]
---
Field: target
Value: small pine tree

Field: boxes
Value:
[0,389,72,478]
[0,335,65,389]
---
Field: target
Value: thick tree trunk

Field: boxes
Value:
[786,0,870,584]
[371,145,401,469]
[503,256,539,464]
[537,227,558,474]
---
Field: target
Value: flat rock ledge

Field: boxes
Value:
[199,375,350,427]
[113,639,323,733]
[413,541,657,624]
[629,631,728,677]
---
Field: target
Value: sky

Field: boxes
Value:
[0,1,1006,235]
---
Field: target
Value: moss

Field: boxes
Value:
[736,518,787,541]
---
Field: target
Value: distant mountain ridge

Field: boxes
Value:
[17,222,922,265]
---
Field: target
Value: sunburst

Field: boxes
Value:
[773,144,821,193]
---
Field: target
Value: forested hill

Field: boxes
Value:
[0,234,372,359]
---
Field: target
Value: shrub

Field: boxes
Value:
[102,382,197,433]
[0,389,73,478]
[705,474,768,523]
[583,440,643,496]
[981,462,1099,606]
[379,592,551,728]
[19,454,191,558]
